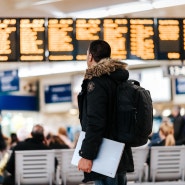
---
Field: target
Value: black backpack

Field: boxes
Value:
[112,79,153,147]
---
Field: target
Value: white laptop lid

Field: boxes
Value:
[71,131,125,178]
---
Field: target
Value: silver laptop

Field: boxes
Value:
[71,131,125,178]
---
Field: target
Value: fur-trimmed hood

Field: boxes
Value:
[84,58,129,81]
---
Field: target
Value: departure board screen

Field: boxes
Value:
[1,17,185,62]
[103,18,128,60]
[48,18,75,61]
[0,19,18,61]
[19,18,45,61]
[75,19,102,60]
[157,18,181,60]
[128,18,155,60]
[182,19,185,59]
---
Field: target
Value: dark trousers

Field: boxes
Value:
[2,175,14,185]
[94,173,127,185]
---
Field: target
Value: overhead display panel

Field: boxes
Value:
[128,18,155,60]
[0,18,18,61]
[48,18,75,61]
[182,19,185,59]
[1,17,185,62]
[103,18,128,60]
[19,18,45,61]
[75,19,102,60]
[157,18,181,60]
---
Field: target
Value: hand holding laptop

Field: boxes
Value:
[71,131,125,178]
[78,158,93,173]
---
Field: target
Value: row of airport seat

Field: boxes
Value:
[13,145,185,185]
[127,146,185,183]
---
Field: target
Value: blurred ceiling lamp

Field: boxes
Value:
[107,1,153,16]
[162,109,171,117]
[68,0,185,18]
[18,61,86,77]
[15,0,63,8]
[180,108,185,116]
[69,108,78,115]
[68,1,153,18]
[33,0,63,6]
[153,108,157,116]
[152,0,185,8]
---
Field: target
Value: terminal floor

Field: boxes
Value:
[69,181,185,185]
[128,182,185,185]
[1,181,183,185]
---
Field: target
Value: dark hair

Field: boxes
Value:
[89,40,111,62]
[10,133,19,144]
[31,124,44,142]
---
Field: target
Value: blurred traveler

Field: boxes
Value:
[146,121,175,169]
[9,133,19,149]
[168,105,185,145]
[77,40,133,185]
[58,127,74,148]
[0,125,6,154]
[46,133,69,149]
[0,150,9,184]
[3,124,52,185]
[148,121,175,147]
[0,124,8,184]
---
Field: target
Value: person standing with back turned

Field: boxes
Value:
[77,40,134,185]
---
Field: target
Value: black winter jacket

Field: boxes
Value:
[78,58,134,182]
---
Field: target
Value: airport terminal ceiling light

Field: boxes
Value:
[18,61,87,77]
[32,0,63,5]
[152,0,185,8]
[18,60,146,78]
[67,0,185,18]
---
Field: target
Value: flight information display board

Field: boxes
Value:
[0,17,185,62]
[157,18,181,60]
[0,19,18,61]
[75,19,102,60]
[48,18,75,61]
[182,19,185,59]
[103,18,128,60]
[128,18,155,60]
[19,18,45,61]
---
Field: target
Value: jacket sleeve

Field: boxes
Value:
[79,78,108,160]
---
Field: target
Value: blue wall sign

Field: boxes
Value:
[0,69,19,93]
[44,83,72,104]
[175,78,185,95]
[0,95,38,111]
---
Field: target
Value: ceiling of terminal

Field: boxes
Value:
[0,0,184,17]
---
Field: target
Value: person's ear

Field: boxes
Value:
[88,53,93,62]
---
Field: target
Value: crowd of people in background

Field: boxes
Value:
[148,105,185,147]
[0,105,185,184]
[0,123,79,185]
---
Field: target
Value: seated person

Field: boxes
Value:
[148,119,175,147]
[0,150,9,184]
[58,127,74,148]
[168,105,185,145]
[46,133,69,149]
[146,121,175,168]
[3,124,55,185]
[9,133,19,149]
[150,121,175,146]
